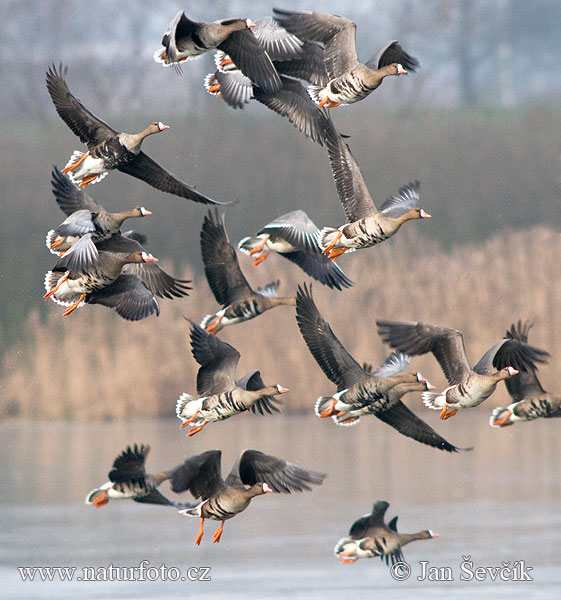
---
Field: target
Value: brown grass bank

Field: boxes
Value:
[1,226,560,421]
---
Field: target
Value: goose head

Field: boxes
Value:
[383,63,408,76]
[124,250,159,264]
[248,482,273,498]
[133,206,152,217]
[497,366,519,381]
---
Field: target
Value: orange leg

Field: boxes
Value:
[62,151,89,174]
[319,398,338,418]
[180,408,200,428]
[220,57,233,67]
[43,273,68,299]
[340,558,358,564]
[341,417,358,424]
[492,410,513,427]
[63,293,86,316]
[50,236,66,249]
[249,237,269,256]
[194,517,205,546]
[205,314,223,334]
[208,83,221,93]
[326,100,341,108]
[187,421,208,437]
[328,247,349,261]
[79,174,99,187]
[212,520,225,544]
[322,231,343,255]
[92,489,108,508]
[439,406,458,420]
[253,250,270,266]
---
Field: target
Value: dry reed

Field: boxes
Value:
[2,226,560,420]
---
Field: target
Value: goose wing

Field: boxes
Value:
[376,320,472,385]
[117,152,229,205]
[227,449,325,493]
[170,450,225,500]
[295,283,366,390]
[324,123,378,222]
[51,166,103,215]
[46,64,117,147]
[86,274,160,321]
[200,209,254,306]
[188,321,240,396]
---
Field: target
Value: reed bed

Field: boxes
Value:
[2,225,559,420]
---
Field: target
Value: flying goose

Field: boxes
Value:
[176,321,288,437]
[238,210,353,290]
[318,124,430,260]
[335,501,438,566]
[203,18,332,145]
[44,233,190,320]
[331,380,435,427]
[172,449,325,545]
[376,319,549,419]
[295,284,462,452]
[46,166,151,254]
[46,64,228,204]
[85,444,194,509]
[490,321,561,427]
[273,8,418,107]
[200,209,296,334]
[154,10,281,94]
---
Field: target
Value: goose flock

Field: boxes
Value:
[40,6,557,571]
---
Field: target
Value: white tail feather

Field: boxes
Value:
[422,391,446,410]
[237,236,263,255]
[332,414,361,427]
[318,227,341,251]
[314,396,334,417]
[200,313,222,332]
[334,537,356,556]
[307,84,327,106]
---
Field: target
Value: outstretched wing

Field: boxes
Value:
[170,450,225,501]
[295,283,367,390]
[109,444,149,484]
[375,401,462,452]
[51,166,102,215]
[46,64,117,147]
[324,122,378,222]
[349,500,390,538]
[188,320,240,396]
[376,320,472,385]
[118,152,230,205]
[229,449,325,493]
[87,275,160,321]
[200,209,254,306]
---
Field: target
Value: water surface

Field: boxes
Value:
[1,414,559,598]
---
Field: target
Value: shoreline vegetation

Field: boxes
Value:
[2,225,559,421]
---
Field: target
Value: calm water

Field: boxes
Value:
[1,414,560,599]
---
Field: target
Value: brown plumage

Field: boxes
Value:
[154,11,281,94]
[377,319,550,419]
[200,209,295,334]
[273,8,418,107]
[490,321,561,427]
[173,449,325,545]
[334,501,438,567]
[296,284,463,452]
[46,64,229,204]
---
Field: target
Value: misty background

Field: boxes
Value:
[1,0,561,418]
